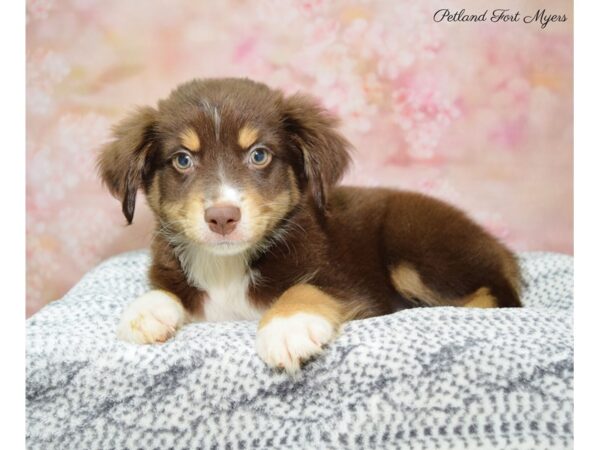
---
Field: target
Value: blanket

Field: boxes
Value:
[26,251,573,449]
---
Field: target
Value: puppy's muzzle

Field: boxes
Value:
[204,205,241,236]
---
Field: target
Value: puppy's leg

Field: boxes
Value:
[389,261,520,309]
[117,243,204,344]
[117,290,188,344]
[256,284,344,374]
[462,287,498,308]
[383,193,522,308]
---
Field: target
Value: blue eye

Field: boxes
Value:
[249,147,272,167]
[173,152,193,171]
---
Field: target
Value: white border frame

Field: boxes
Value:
[1,0,25,449]
[7,0,597,447]
[574,0,600,446]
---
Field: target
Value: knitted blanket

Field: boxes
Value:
[26,251,573,449]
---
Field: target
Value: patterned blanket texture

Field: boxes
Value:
[26,251,573,449]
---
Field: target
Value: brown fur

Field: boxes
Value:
[98,78,521,339]
[147,235,204,318]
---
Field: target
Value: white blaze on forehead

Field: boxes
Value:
[219,184,243,205]
[201,99,221,141]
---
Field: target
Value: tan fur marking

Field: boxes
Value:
[238,125,259,149]
[463,287,498,308]
[161,200,184,221]
[161,197,205,242]
[390,264,443,306]
[245,186,293,240]
[259,284,343,329]
[288,167,301,204]
[147,177,161,212]
[266,190,293,222]
[180,127,201,151]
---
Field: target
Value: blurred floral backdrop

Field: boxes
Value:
[26,0,573,316]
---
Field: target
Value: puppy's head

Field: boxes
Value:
[98,78,351,255]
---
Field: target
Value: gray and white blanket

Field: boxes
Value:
[26,251,573,449]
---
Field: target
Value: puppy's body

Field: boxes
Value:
[148,186,520,319]
[99,78,521,373]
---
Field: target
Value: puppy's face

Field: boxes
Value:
[148,98,302,255]
[98,78,351,256]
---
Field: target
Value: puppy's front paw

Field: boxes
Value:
[117,290,186,344]
[256,313,335,374]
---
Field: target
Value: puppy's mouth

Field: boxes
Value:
[203,238,253,255]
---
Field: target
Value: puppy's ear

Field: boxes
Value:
[282,94,351,211]
[98,107,158,224]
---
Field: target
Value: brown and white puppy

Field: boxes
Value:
[98,78,521,374]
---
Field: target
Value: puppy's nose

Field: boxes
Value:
[204,205,241,236]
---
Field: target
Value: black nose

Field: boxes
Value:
[204,205,241,236]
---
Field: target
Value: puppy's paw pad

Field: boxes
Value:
[117,290,186,344]
[256,313,335,374]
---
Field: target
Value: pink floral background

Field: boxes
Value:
[26,0,573,317]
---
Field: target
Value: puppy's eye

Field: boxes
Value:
[248,146,272,168]
[172,152,193,171]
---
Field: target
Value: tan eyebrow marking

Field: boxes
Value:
[238,125,259,149]
[179,128,201,152]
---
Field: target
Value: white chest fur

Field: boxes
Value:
[176,244,263,322]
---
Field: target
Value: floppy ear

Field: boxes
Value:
[97,106,158,224]
[281,94,352,211]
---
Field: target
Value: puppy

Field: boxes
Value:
[98,78,521,373]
